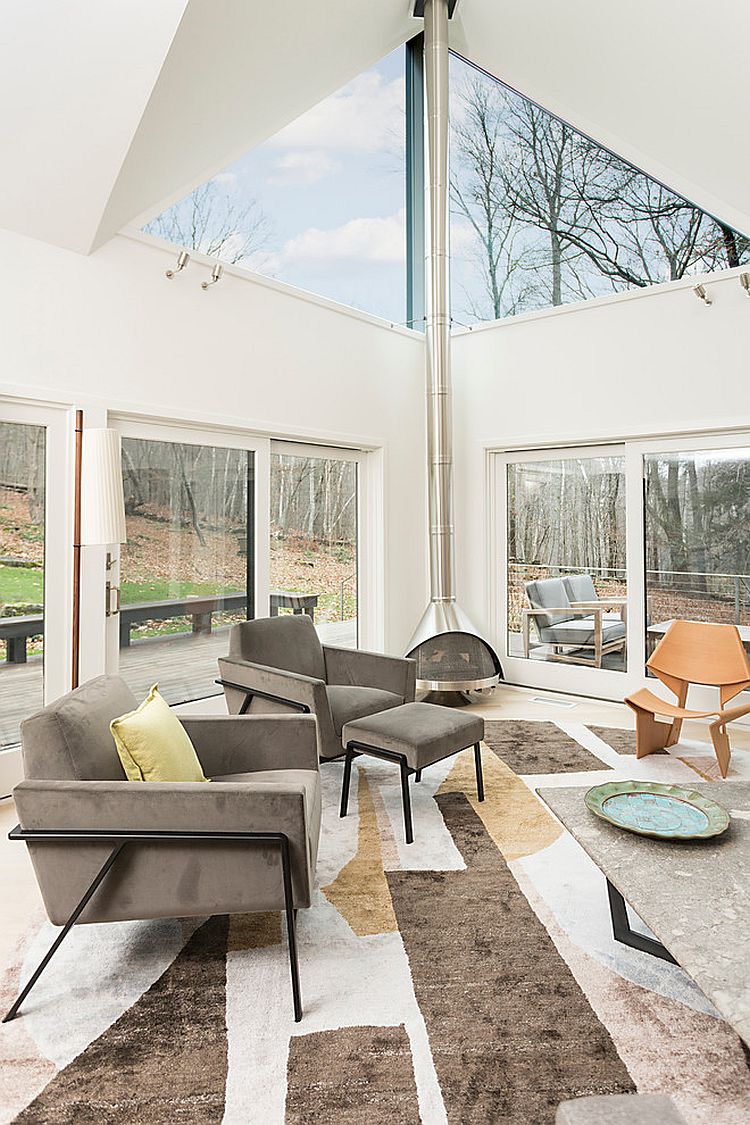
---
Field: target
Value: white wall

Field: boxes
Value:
[452,267,750,643]
[0,227,427,656]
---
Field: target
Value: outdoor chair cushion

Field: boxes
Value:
[21,674,136,781]
[342,701,484,771]
[326,685,403,736]
[525,577,572,629]
[539,618,626,647]
[562,574,598,603]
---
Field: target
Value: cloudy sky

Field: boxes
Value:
[202,48,407,323]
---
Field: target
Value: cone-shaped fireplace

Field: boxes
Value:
[406,0,502,696]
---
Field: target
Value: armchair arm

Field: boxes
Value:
[12,778,317,923]
[217,656,327,713]
[323,645,416,700]
[180,714,319,776]
[13,778,311,837]
[523,606,601,618]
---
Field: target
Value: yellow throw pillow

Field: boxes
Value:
[111,684,207,783]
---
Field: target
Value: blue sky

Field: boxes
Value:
[150,49,408,324]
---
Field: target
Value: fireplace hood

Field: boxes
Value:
[406,0,502,694]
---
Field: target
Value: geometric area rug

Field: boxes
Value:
[3,719,750,1124]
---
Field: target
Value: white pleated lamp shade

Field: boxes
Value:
[80,428,127,546]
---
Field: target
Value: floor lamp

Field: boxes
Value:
[72,420,127,689]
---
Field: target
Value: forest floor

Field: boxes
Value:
[0,491,356,654]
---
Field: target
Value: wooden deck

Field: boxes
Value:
[0,618,357,749]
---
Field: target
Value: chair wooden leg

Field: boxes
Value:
[633,707,671,759]
[709,720,732,778]
[665,685,688,748]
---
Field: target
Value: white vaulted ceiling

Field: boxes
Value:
[450,0,750,235]
[0,0,415,253]
[1,0,748,255]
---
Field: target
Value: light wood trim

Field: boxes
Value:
[71,408,83,690]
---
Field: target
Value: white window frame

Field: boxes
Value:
[491,428,750,707]
[0,397,73,721]
[270,439,378,650]
[110,416,270,693]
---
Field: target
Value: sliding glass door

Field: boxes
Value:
[0,401,69,751]
[270,442,359,648]
[0,421,46,747]
[498,446,630,696]
[116,424,258,705]
[644,441,750,667]
[495,432,750,703]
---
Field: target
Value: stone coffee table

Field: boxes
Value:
[340,702,485,843]
[539,781,750,1046]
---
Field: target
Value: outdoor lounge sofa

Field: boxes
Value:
[523,576,626,669]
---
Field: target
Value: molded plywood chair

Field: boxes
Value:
[625,620,750,777]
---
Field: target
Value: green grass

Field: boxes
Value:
[0,564,43,605]
[120,579,242,604]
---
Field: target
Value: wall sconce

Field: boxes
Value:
[201,263,224,290]
[740,272,750,298]
[165,250,190,279]
[692,283,712,306]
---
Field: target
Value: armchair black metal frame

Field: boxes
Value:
[339,740,484,845]
[3,824,302,1024]
[216,677,311,716]
[216,678,347,763]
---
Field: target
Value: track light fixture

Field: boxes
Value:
[692,283,712,306]
[740,272,750,297]
[165,250,190,279]
[201,263,224,290]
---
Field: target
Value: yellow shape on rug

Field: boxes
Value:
[228,911,281,951]
[438,743,562,861]
[323,771,398,936]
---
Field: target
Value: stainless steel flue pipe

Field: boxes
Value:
[406,0,501,685]
[424,0,454,605]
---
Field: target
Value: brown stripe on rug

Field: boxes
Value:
[285,1024,420,1124]
[588,725,665,755]
[387,793,635,1123]
[484,719,607,773]
[13,915,229,1124]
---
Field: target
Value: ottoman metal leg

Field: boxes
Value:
[474,742,485,802]
[340,747,357,818]
[399,759,414,844]
[415,769,422,782]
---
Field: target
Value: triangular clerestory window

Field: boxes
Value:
[143,49,406,325]
[449,52,750,325]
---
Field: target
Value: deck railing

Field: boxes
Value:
[508,561,750,632]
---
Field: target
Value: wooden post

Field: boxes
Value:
[71,409,83,689]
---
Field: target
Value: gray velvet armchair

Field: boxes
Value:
[218,614,416,761]
[5,675,321,1024]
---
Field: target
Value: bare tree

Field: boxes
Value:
[451,78,534,318]
[144,179,270,264]
[450,68,750,320]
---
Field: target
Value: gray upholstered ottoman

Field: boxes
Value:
[340,702,485,843]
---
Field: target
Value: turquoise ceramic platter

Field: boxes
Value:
[584,780,730,841]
